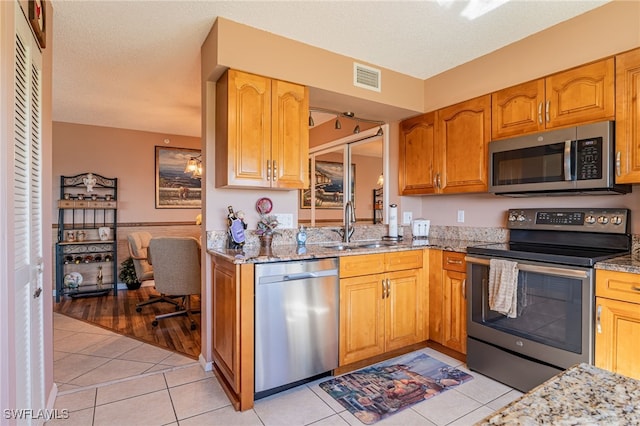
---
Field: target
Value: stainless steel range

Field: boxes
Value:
[465,208,630,392]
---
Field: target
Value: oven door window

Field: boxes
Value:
[493,142,569,185]
[472,267,583,354]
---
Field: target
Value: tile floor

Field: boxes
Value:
[51,313,523,425]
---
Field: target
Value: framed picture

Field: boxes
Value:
[29,0,46,49]
[155,146,202,209]
[300,160,355,209]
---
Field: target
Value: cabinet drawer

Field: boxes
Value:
[87,201,117,209]
[58,200,75,208]
[340,254,385,278]
[596,270,640,304]
[385,250,423,272]
[443,251,466,272]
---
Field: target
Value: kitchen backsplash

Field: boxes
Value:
[206,224,508,251]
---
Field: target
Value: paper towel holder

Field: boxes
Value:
[383,203,403,241]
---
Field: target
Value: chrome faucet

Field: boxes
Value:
[343,201,356,243]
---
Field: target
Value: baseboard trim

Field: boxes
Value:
[199,354,213,372]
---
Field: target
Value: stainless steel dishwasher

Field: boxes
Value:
[254,258,339,397]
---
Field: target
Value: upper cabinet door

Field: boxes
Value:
[615,48,640,184]
[271,80,309,189]
[492,79,545,139]
[545,58,614,129]
[399,112,437,195]
[216,70,309,189]
[491,58,615,140]
[218,70,271,188]
[437,95,491,194]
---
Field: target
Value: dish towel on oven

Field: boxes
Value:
[488,258,519,318]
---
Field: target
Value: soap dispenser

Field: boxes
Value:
[296,225,307,246]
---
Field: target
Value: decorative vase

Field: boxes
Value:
[259,234,273,256]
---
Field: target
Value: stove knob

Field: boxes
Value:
[597,216,609,225]
[508,214,517,222]
[585,215,596,224]
[611,216,623,225]
[517,214,526,222]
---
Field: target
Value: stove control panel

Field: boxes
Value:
[507,208,630,234]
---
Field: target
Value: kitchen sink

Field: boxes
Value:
[324,241,399,251]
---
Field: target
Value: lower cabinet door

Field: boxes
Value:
[385,269,425,352]
[339,274,385,365]
[443,268,467,354]
[595,297,640,380]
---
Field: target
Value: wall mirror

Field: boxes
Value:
[299,126,388,226]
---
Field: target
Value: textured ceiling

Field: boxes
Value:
[52,0,610,137]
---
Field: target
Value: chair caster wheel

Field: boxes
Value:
[152,320,158,327]
[190,323,196,331]
[136,307,142,313]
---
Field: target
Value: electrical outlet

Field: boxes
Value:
[457,210,465,223]
[274,213,293,229]
[403,211,413,225]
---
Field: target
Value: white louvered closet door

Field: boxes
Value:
[13,5,45,419]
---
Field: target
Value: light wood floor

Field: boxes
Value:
[54,286,201,359]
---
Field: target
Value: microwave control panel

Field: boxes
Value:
[507,208,629,234]
[576,137,603,180]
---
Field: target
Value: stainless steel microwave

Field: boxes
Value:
[489,121,631,196]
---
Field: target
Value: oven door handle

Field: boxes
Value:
[465,256,589,279]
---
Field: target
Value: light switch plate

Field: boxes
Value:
[403,211,413,225]
[457,210,465,223]
[274,213,293,229]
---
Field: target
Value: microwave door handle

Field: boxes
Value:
[564,140,572,181]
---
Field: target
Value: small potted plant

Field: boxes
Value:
[256,214,279,249]
[119,257,141,290]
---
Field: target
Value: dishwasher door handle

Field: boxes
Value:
[283,272,318,281]
[259,269,338,284]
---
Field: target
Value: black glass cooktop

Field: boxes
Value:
[467,242,628,268]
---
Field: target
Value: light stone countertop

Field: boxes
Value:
[595,254,640,274]
[478,363,640,425]
[206,237,484,264]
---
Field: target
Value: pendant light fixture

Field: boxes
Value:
[308,107,385,134]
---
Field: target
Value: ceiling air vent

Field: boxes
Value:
[353,63,381,92]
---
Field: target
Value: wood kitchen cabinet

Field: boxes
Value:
[215,69,309,189]
[399,112,438,195]
[399,95,490,195]
[339,250,426,366]
[211,255,255,410]
[436,95,491,194]
[614,48,640,183]
[492,58,614,139]
[429,250,467,355]
[595,270,640,380]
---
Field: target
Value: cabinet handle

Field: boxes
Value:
[447,259,463,265]
[266,160,271,180]
[386,278,390,299]
[272,161,277,182]
[382,279,386,299]
[596,305,602,334]
[616,151,621,177]
[433,173,438,189]
[545,100,550,123]
[462,279,466,300]
[436,173,442,189]
[538,102,543,124]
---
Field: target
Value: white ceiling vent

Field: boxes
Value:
[353,63,381,92]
